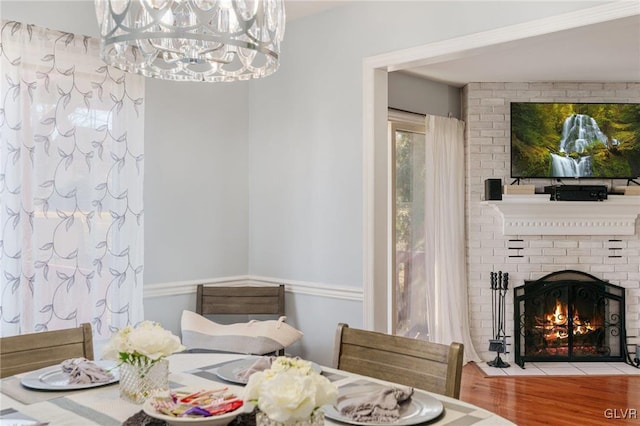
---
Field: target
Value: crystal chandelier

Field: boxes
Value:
[94,0,285,82]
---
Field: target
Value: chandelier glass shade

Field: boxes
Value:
[94,0,285,82]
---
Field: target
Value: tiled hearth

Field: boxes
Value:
[478,361,640,376]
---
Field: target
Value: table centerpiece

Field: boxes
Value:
[243,356,337,426]
[103,320,185,404]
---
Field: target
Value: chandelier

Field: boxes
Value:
[94,0,285,82]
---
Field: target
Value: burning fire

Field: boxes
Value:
[540,299,596,341]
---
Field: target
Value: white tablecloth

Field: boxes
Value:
[0,353,515,425]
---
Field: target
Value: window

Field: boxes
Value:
[389,116,427,338]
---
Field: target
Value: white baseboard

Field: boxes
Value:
[143,275,363,301]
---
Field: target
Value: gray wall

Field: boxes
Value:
[389,71,461,118]
[247,0,603,287]
[1,0,608,366]
[143,78,250,284]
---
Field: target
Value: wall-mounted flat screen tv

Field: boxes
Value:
[510,102,640,179]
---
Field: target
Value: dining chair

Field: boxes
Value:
[196,284,285,318]
[194,284,287,355]
[0,323,94,379]
[332,323,464,399]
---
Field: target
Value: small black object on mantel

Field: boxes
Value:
[484,179,502,201]
[547,184,608,201]
[488,271,510,368]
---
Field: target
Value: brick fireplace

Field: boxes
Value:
[463,81,640,363]
[513,270,626,367]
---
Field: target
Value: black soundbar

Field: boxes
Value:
[545,185,608,201]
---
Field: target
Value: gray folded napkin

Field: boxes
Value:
[340,387,414,423]
[234,356,275,382]
[61,358,114,384]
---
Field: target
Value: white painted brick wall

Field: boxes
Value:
[462,82,640,364]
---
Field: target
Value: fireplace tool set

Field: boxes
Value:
[488,271,510,368]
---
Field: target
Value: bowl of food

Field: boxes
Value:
[142,389,249,426]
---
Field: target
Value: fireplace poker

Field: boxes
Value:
[488,271,510,368]
[490,271,497,340]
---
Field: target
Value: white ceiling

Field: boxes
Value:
[403,14,640,87]
[285,1,640,88]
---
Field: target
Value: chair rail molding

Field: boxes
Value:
[483,195,640,236]
[143,275,363,301]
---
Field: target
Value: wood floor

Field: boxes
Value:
[459,362,640,425]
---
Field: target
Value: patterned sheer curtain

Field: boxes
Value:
[424,115,480,362]
[0,21,145,351]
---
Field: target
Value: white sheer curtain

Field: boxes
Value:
[424,114,480,362]
[0,21,145,350]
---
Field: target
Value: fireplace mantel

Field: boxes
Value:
[484,194,640,236]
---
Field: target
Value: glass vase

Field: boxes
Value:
[255,410,325,426]
[118,358,169,404]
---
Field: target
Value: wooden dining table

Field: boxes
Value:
[0,352,515,425]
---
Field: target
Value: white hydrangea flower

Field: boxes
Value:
[258,373,316,421]
[244,356,338,422]
[103,321,185,365]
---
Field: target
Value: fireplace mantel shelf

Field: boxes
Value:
[483,194,640,236]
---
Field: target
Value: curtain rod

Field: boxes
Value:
[388,107,454,118]
[388,107,426,117]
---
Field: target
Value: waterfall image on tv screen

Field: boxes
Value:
[510,102,640,179]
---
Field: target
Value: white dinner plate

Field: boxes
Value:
[215,357,322,385]
[322,384,444,426]
[20,360,119,391]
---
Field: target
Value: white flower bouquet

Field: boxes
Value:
[103,320,186,404]
[244,357,337,423]
[103,320,185,365]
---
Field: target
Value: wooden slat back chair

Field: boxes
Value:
[196,284,285,317]
[333,323,464,399]
[0,323,94,379]
[196,284,286,354]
